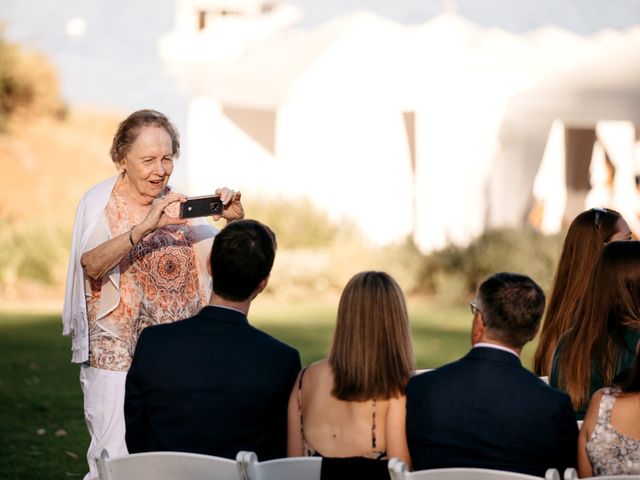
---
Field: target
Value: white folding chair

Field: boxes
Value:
[388,458,560,480]
[236,451,321,480]
[564,467,640,480]
[97,449,243,480]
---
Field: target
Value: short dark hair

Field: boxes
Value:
[110,109,180,165]
[478,272,545,348]
[210,220,277,301]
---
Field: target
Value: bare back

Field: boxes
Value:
[610,392,640,439]
[296,359,389,458]
[579,388,640,477]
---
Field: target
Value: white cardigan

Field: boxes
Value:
[62,176,215,363]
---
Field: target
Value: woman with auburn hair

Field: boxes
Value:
[550,241,640,419]
[533,208,631,377]
[287,271,415,478]
[578,347,640,476]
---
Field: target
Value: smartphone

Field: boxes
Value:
[179,194,223,218]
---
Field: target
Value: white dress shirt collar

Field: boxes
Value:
[473,342,520,359]
[209,303,246,315]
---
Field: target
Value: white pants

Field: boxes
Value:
[79,365,129,480]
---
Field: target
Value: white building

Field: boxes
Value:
[160,0,640,251]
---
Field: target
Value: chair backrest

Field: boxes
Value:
[97,449,243,480]
[564,467,640,480]
[388,458,560,480]
[236,451,321,480]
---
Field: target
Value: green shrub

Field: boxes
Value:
[464,228,564,292]
[416,227,565,303]
[238,198,566,303]
[374,235,427,293]
[0,193,566,306]
[241,196,359,249]
[0,216,70,293]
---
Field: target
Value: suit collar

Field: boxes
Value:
[200,305,249,325]
[465,345,522,366]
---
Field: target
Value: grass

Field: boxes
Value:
[0,301,538,479]
[0,312,88,479]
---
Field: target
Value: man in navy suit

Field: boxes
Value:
[406,272,577,476]
[124,219,301,460]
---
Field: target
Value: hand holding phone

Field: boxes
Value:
[179,194,223,219]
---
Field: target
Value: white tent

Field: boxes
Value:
[179,11,415,245]
[491,29,640,232]
[162,7,640,250]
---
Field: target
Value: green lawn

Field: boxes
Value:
[0,302,538,479]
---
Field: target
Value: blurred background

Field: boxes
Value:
[1,1,640,476]
[1,0,640,308]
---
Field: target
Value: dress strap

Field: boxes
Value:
[371,399,377,451]
[597,387,615,425]
[297,367,315,456]
[371,399,387,459]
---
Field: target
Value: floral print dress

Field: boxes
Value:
[87,189,207,371]
[586,388,640,475]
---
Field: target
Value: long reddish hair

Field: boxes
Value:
[533,208,623,376]
[556,241,640,410]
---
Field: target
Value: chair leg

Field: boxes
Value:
[96,448,111,480]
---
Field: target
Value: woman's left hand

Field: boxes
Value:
[213,187,244,222]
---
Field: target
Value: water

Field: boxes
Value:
[1,0,639,133]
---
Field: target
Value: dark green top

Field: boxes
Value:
[550,328,640,420]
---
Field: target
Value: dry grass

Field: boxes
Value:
[0,108,122,227]
[0,108,125,298]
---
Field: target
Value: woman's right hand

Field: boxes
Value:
[82,192,188,281]
[135,192,188,241]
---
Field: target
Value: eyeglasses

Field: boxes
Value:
[469,301,481,316]
[592,207,606,229]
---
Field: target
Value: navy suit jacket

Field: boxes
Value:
[406,347,578,476]
[125,305,301,460]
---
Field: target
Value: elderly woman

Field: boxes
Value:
[62,109,243,480]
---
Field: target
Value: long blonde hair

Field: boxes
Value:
[329,271,415,401]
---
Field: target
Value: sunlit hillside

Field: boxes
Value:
[0,109,121,228]
[0,108,124,305]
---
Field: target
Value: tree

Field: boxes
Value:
[0,31,66,131]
